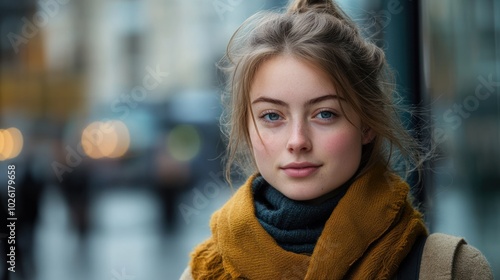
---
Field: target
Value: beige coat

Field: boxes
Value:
[180,233,493,279]
[419,233,493,280]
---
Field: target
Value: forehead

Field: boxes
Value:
[249,55,339,103]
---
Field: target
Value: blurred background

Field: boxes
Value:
[0,0,498,279]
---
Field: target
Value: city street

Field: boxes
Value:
[26,182,232,280]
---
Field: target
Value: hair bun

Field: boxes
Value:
[286,0,356,31]
[287,0,336,13]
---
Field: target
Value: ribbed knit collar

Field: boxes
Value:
[252,176,349,254]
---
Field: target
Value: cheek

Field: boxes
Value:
[248,128,285,170]
[322,129,363,158]
[249,125,269,159]
[250,130,278,157]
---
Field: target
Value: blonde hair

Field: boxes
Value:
[220,0,426,185]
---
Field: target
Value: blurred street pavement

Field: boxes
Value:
[26,182,232,280]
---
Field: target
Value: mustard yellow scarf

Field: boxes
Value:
[190,164,428,279]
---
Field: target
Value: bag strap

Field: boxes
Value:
[396,235,428,280]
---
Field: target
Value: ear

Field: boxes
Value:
[361,127,375,145]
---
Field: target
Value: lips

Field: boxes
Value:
[280,162,322,178]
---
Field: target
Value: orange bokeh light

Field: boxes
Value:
[0,128,24,161]
[81,120,130,159]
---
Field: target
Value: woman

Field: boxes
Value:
[181,0,493,279]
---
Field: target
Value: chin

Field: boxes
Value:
[280,188,323,201]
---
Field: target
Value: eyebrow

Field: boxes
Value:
[251,94,345,107]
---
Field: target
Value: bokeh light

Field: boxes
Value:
[108,120,130,158]
[167,125,201,162]
[81,120,130,159]
[0,127,24,160]
[82,121,105,159]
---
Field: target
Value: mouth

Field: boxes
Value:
[280,162,322,178]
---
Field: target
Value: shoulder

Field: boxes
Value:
[419,233,493,280]
[453,242,493,279]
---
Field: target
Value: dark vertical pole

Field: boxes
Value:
[383,0,427,209]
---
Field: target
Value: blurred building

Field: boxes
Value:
[421,0,500,275]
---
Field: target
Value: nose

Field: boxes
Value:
[286,122,312,153]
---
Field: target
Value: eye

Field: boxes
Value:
[315,110,336,119]
[262,112,282,121]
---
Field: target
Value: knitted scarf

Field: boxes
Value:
[253,175,349,254]
[190,164,428,279]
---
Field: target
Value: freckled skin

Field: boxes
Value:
[249,55,373,201]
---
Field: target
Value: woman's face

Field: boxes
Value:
[248,55,373,201]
